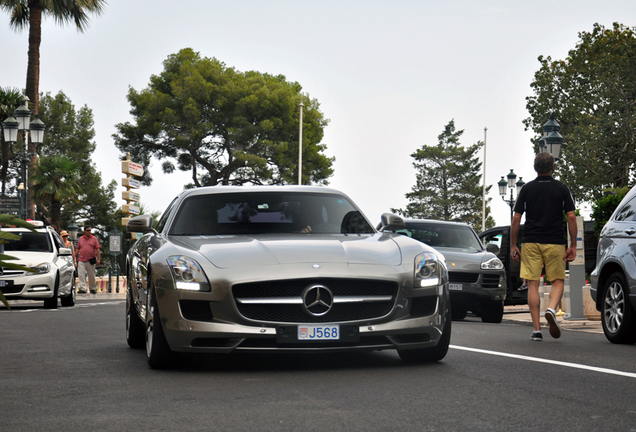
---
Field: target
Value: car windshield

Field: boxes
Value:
[3,231,53,252]
[398,223,483,252]
[169,192,374,235]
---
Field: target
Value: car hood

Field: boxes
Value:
[3,251,57,266]
[434,248,490,271]
[169,234,403,268]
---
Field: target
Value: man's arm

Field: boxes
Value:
[94,237,101,265]
[510,212,522,262]
[564,210,577,262]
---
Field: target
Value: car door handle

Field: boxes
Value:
[625,228,636,235]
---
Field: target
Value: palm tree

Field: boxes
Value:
[0,86,23,196]
[1,0,106,219]
[31,155,81,230]
[1,0,106,115]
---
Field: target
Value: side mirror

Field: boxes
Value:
[127,215,156,233]
[378,213,406,232]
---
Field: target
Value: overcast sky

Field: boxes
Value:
[3,1,636,228]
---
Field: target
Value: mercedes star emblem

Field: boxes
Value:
[301,284,333,317]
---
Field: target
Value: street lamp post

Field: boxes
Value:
[2,97,45,220]
[498,169,525,221]
[67,222,80,248]
[538,114,566,160]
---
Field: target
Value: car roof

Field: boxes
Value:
[176,185,348,199]
[403,218,473,229]
[2,227,50,233]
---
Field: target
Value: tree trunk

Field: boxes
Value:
[51,197,61,233]
[26,0,43,220]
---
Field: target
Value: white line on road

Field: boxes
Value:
[450,344,636,378]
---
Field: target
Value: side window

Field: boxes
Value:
[482,233,503,249]
[156,198,179,233]
[51,231,65,250]
[614,196,636,222]
[481,231,507,259]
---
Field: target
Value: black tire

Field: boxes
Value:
[126,288,145,349]
[601,272,636,344]
[480,300,504,323]
[398,306,451,363]
[43,274,59,309]
[60,275,76,307]
[451,304,467,320]
[146,282,176,369]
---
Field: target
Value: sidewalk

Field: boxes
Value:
[503,305,603,334]
[76,289,126,300]
[76,276,127,299]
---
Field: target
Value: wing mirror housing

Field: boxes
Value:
[378,213,406,232]
[127,215,156,234]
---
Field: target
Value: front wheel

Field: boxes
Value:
[480,300,504,323]
[398,306,451,363]
[451,304,467,320]
[43,274,59,309]
[146,283,176,369]
[601,272,636,344]
[126,288,145,349]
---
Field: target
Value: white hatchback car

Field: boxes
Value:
[1,226,76,308]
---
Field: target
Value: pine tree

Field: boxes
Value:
[395,120,494,231]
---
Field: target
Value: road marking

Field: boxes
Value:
[450,344,636,378]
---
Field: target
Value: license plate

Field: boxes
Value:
[0,281,7,287]
[449,283,463,291]
[297,324,340,340]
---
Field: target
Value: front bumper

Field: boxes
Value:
[0,272,57,300]
[155,286,448,354]
[448,272,506,307]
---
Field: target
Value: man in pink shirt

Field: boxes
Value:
[75,226,101,294]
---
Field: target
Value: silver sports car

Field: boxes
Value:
[126,186,451,368]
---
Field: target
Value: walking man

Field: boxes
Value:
[510,152,577,341]
[75,226,101,294]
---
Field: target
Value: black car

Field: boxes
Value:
[479,222,598,305]
[394,219,506,323]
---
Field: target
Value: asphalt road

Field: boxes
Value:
[1,299,635,432]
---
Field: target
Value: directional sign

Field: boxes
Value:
[122,191,141,202]
[109,232,122,254]
[122,178,141,189]
[122,160,144,177]
[122,204,140,215]
[0,196,21,214]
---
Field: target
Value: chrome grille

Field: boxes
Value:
[232,278,398,323]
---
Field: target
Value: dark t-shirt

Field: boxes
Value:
[513,175,575,245]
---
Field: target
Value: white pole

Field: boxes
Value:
[482,127,487,232]
[298,102,304,185]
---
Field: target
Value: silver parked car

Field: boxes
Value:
[125,186,451,368]
[591,185,636,344]
[0,226,76,308]
[389,219,506,323]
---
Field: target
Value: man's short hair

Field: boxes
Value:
[534,152,555,175]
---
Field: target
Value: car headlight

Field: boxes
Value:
[415,252,441,287]
[481,257,504,270]
[166,256,210,291]
[27,263,50,275]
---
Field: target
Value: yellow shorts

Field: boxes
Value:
[519,243,566,282]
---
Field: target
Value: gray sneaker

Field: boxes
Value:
[544,309,561,339]
[530,331,543,341]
